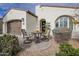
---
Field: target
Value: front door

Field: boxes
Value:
[40,19,46,33]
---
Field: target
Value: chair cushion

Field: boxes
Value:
[24,40,32,44]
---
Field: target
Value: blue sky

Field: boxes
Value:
[0,3,79,17]
[0,3,36,17]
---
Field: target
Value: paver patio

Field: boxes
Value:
[17,35,79,56]
[17,37,59,56]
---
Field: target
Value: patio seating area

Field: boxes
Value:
[21,29,50,49]
[17,28,79,56]
[16,28,56,56]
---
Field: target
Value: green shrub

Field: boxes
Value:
[0,34,22,56]
[56,43,79,56]
[53,27,72,42]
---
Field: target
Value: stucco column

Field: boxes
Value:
[37,19,40,30]
[67,18,69,28]
[3,22,7,34]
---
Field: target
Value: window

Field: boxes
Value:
[60,17,64,27]
[55,21,59,28]
[63,17,68,27]
[55,16,69,28]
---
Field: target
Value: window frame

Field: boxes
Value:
[55,16,69,28]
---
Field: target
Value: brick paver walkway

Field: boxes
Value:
[17,38,59,56]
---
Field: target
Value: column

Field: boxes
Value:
[3,22,7,34]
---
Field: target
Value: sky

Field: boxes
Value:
[0,3,79,17]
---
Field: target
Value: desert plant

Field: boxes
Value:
[0,34,21,56]
[56,43,79,56]
[45,22,51,37]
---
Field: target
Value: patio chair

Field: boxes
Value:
[21,29,28,39]
[41,29,51,41]
[21,29,32,48]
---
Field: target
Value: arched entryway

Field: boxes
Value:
[40,19,46,33]
[7,20,22,35]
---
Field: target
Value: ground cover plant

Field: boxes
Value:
[56,43,79,56]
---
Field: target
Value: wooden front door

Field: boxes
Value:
[7,20,21,35]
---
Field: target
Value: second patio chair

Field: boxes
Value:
[21,29,32,48]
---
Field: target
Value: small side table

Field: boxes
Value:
[33,32,42,43]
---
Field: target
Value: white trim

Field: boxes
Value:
[67,17,69,28]
[58,18,60,27]
[55,16,70,28]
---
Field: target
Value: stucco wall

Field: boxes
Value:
[26,12,38,35]
[3,9,27,34]
[36,5,75,29]
[3,9,38,35]
[35,5,79,35]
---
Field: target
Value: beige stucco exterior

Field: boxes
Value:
[35,5,79,38]
[2,5,79,38]
[3,9,37,35]
[26,12,38,35]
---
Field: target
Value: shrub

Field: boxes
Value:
[56,43,79,56]
[0,35,22,56]
[53,27,72,42]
